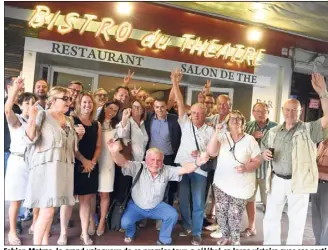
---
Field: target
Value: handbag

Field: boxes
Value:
[191,124,214,172]
[106,164,144,231]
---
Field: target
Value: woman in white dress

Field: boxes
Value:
[4,77,37,245]
[24,86,80,245]
[117,100,149,161]
[95,101,120,235]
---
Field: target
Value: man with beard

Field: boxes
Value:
[66,80,83,116]
[33,80,48,109]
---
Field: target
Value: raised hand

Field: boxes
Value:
[131,84,141,97]
[29,100,40,122]
[312,72,327,96]
[203,80,211,94]
[215,123,224,134]
[235,165,246,174]
[122,108,131,121]
[107,139,123,153]
[170,68,183,85]
[196,152,210,166]
[252,131,264,139]
[13,76,25,91]
[123,69,135,86]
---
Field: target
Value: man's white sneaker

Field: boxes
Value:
[210,229,223,239]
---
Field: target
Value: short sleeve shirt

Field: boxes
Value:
[122,161,182,209]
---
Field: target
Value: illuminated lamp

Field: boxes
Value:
[116,2,133,15]
[247,28,262,42]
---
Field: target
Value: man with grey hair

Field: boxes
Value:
[261,73,328,245]
[107,140,210,245]
[171,69,215,245]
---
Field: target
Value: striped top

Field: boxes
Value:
[122,161,182,209]
[245,119,278,179]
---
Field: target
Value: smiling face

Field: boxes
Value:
[282,99,302,126]
[68,83,83,103]
[94,89,108,106]
[190,103,206,127]
[80,95,94,115]
[227,111,245,133]
[114,87,130,107]
[217,95,231,117]
[153,100,167,119]
[137,90,149,102]
[105,103,119,120]
[145,151,164,175]
[131,101,144,119]
[34,80,48,98]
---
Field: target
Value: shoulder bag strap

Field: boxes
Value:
[191,123,200,151]
[121,163,144,207]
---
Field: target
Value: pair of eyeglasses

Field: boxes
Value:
[230,117,242,122]
[95,94,107,97]
[56,96,73,102]
[132,105,143,110]
[205,102,214,105]
[68,88,81,94]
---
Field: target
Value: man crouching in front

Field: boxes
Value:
[107,139,209,245]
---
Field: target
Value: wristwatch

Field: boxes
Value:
[320,91,328,99]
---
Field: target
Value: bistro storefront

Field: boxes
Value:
[5,2,328,122]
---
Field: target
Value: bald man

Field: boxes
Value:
[34,80,48,109]
[261,73,328,245]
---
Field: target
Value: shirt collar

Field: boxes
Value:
[154,113,168,121]
[280,121,300,131]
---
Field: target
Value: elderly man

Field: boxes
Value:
[107,140,209,245]
[241,102,277,237]
[171,69,214,245]
[261,73,328,245]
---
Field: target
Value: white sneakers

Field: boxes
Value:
[210,229,223,239]
[204,223,219,231]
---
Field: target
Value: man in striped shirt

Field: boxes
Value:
[241,102,277,237]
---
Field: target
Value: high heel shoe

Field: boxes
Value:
[96,228,105,236]
[88,224,96,236]
[80,233,93,245]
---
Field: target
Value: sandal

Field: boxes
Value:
[88,223,96,236]
[80,233,93,245]
[8,234,21,245]
[124,237,133,243]
[240,228,257,237]
[57,234,67,245]
[216,237,231,245]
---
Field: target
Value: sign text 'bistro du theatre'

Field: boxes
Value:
[28,5,266,66]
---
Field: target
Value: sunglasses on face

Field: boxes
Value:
[68,88,81,94]
[56,96,73,102]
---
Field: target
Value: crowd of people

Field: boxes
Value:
[4,68,328,246]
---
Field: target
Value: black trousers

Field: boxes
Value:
[163,154,178,206]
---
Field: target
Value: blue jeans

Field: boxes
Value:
[121,200,178,244]
[4,152,10,177]
[179,172,207,236]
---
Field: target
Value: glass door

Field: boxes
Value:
[49,66,99,92]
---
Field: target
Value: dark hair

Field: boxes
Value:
[17,92,38,105]
[154,97,167,104]
[4,77,15,93]
[114,86,130,96]
[97,101,120,127]
[68,80,84,90]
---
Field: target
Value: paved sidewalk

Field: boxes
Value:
[4,202,315,246]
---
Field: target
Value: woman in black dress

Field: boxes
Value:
[58,92,101,245]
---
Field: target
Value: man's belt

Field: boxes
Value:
[318,179,328,184]
[272,171,292,180]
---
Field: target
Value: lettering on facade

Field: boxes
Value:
[256,99,273,109]
[181,63,258,84]
[51,43,144,66]
[28,5,265,66]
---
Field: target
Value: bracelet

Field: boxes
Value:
[320,91,328,99]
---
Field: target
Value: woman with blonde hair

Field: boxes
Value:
[24,86,80,245]
[207,110,261,245]
[58,91,101,245]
